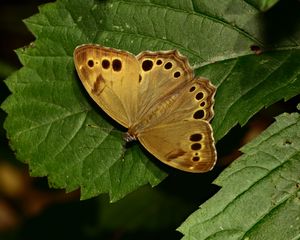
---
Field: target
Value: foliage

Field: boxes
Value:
[179,112,300,240]
[1,0,300,238]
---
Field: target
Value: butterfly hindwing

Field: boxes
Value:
[131,77,216,132]
[136,78,217,172]
[138,120,216,173]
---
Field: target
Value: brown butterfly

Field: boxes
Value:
[74,44,217,173]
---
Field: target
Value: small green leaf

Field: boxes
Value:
[178,111,300,240]
[1,0,300,201]
[245,0,280,11]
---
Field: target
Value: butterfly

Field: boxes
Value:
[73,44,217,173]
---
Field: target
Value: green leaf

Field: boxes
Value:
[178,111,300,240]
[206,51,300,140]
[1,0,300,201]
[244,0,280,11]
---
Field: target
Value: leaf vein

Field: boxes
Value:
[217,52,292,128]
[117,0,264,46]
[201,149,299,227]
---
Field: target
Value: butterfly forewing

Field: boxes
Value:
[74,45,140,128]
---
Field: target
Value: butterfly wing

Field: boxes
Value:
[138,120,216,172]
[74,44,140,128]
[134,50,194,121]
[137,78,217,173]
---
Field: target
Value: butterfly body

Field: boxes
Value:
[74,44,217,173]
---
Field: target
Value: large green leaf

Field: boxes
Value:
[1,0,300,201]
[178,111,300,239]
